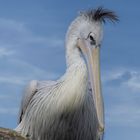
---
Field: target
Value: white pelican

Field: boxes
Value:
[15,7,118,140]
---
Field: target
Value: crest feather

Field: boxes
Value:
[80,7,119,23]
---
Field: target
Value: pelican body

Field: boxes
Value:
[15,7,118,140]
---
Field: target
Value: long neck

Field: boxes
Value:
[65,38,82,66]
[57,41,88,110]
[65,39,88,83]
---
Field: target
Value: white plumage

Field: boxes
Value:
[15,7,118,140]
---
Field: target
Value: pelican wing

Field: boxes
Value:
[18,80,38,123]
[18,80,57,123]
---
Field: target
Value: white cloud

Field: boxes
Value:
[0,76,25,85]
[0,95,15,99]
[102,68,140,92]
[102,67,140,128]
[0,48,15,57]
[106,103,140,128]
[0,18,63,49]
[0,107,18,115]
[0,18,26,34]
[123,71,140,91]
[0,16,62,83]
[0,59,59,85]
[102,68,128,82]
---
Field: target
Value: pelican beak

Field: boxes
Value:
[77,38,104,134]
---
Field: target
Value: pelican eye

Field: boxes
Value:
[89,35,96,45]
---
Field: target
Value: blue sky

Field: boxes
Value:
[0,0,140,140]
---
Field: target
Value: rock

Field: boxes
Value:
[0,127,28,140]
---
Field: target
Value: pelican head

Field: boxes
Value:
[65,7,118,134]
[66,7,118,65]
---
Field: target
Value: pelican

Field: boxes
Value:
[15,7,118,140]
